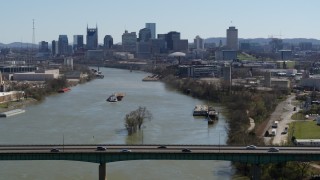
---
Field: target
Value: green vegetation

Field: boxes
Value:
[0,103,8,108]
[292,121,320,139]
[291,112,308,120]
[237,53,257,61]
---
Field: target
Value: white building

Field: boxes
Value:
[13,69,59,81]
[194,35,204,50]
[226,26,238,50]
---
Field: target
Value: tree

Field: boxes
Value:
[124,106,152,135]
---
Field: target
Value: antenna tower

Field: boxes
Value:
[31,19,35,65]
[32,19,35,47]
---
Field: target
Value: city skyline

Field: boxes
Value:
[1,0,320,44]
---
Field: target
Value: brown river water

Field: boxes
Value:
[0,67,235,180]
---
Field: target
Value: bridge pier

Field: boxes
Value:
[99,163,106,180]
[251,164,261,180]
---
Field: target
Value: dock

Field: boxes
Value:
[0,109,26,118]
[142,75,160,81]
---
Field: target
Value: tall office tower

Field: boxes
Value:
[226,26,238,50]
[39,41,49,52]
[145,23,156,39]
[166,31,180,50]
[58,35,69,56]
[86,25,98,50]
[122,30,137,53]
[138,28,151,42]
[103,35,113,49]
[52,40,57,56]
[194,35,204,50]
[73,35,84,51]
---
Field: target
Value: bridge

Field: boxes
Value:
[1,144,319,180]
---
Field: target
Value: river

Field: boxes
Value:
[0,67,235,180]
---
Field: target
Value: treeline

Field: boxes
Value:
[162,75,285,145]
[160,74,304,179]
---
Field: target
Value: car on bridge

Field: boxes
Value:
[182,148,191,153]
[268,147,279,152]
[96,146,107,151]
[50,148,60,153]
[245,145,257,150]
[121,149,132,152]
[157,146,167,149]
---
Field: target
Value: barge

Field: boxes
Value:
[0,109,26,118]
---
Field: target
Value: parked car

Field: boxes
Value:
[182,148,191,153]
[245,145,257,150]
[50,148,60,152]
[268,147,279,152]
[281,127,288,134]
[96,146,106,151]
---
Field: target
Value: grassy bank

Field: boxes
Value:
[292,120,320,139]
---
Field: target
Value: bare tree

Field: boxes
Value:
[124,106,152,135]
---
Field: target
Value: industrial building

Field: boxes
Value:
[13,69,59,81]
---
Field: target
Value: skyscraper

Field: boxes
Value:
[86,25,98,50]
[226,26,238,50]
[52,40,57,56]
[194,35,204,50]
[122,30,137,53]
[166,31,180,50]
[73,35,84,51]
[138,28,151,42]
[103,35,113,49]
[145,23,156,39]
[39,41,49,52]
[58,35,69,56]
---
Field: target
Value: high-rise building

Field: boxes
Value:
[86,25,98,50]
[145,23,156,39]
[226,26,238,50]
[58,35,69,56]
[122,30,137,53]
[166,31,180,50]
[39,41,49,52]
[138,28,151,42]
[73,35,84,51]
[51,40,57,56]
[194,35,204,50]
[103,35,113,49]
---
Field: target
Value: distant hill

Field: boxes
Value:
[0,42,36,48]
[205,37,320,45]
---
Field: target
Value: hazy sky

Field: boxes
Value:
[1,0,320,44]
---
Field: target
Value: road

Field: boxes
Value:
[271,94,299,145]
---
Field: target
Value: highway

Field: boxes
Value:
[1,144,320,154]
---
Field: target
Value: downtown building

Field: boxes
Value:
[194,35,204,50]
[226,26,238,50]
[137,28,152,58]
[86,25,98,50]
[145,23,156,39]
[73,35,84,51]
[103,35,113,49]
[122,30,137,53]
[58,35,69,56]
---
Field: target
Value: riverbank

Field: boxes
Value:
[0,98,38,113]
